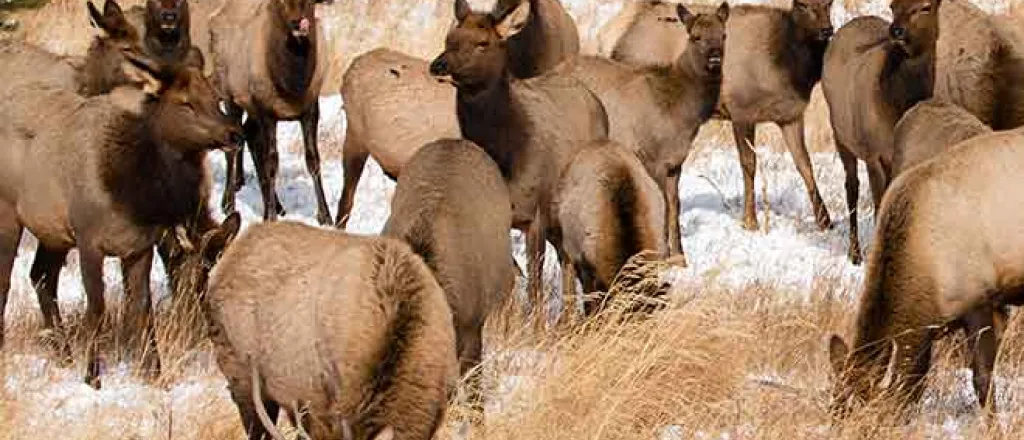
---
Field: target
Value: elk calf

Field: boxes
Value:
[0,52,242,388]
[828,128,1024,417]
[206,222,457,440]
[561,3,728,260]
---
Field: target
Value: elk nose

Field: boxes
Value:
[890,26,906,41]
[818,27,834,40]
[429,57,449,77]
[161,11,177,22]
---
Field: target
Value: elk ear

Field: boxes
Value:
[121,50,166,95]
[454,0,470,22]
[676,4,697,29]
[828,334,850,376]
[372,427,395,440]
[87,1,104,29]
[495,0,530,41]
[199,212,242,265]
[717,2,730,23]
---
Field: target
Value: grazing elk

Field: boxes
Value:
[559,2,728,261]
[383,138,514,408]
[0,52,243,388]
[211,0,332,224]
[828,128,1024,417]
[431,0,666,314]
[933,0,1024,131]
[205,222,457,440]
[892,99,991,176]
[607,0,836,232]
[821,0,938,264]
[336,0,581,229]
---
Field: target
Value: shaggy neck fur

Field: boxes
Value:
[455,75,523,178]
[101,103,207,228]
[881,44,934,117]
[780,13,829,99]
[266,14,317,102]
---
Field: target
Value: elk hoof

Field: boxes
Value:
[316,212,332,226]
[816,213,834,231]
[666,254,688,268]
[85,374,102,390]
[741,217,759,231]
[848,250,863,266]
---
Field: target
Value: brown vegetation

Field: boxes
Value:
[205,222,457,439]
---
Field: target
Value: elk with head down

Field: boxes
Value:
[430,0,666,315]
[820,0,939,264]
[335,0,581,229]
[0,50,243,388]
[558,2,728,262]
[210,0,333,224]
[891,99,991,177]
[205,221,457,440]
[828,127,1024,417]
[604,0,836,233]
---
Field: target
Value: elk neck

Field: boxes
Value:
[267,17,318,101]
[455,74,522,177]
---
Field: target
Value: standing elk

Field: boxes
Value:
[430,0,666,315]
[605,0,836,232]
[821,0,938,264]
[335,0,581,229]
[828,127,1024,417]
[383,138,515,410]
[211,0,332,224]
[559,2,728,261]
[205,222,457,440]
[0,51,242,388]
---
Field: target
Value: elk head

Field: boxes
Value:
[827,335,900,419]
[429,0,530,94]
[791,0,834,43]
[890,0,942,58]
[145,0,190,41]
[122,51,243,152]
[676,2,729,76]
[269,0,318,42]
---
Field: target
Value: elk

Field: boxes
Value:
[382,138,514,409]
[891,99,991,176]
[828,127,1024,417]
[205,221,457,440]
[559,2,728,261]
[0,51,243,388]
[79,0,147,96]
[335,0,581,229]
[932,0,1024,131]
[820,0,938,264]
[210,0,332,224]
[430,0,666,314]
[606,0,836,232]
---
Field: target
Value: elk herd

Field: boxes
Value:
[0,0,1023,437]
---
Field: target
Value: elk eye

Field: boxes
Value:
[918,5,931,14]
[691,36,702,43]
[476,41,489,49]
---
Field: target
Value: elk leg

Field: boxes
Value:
[335,137,369,229]
[248,116,283,221]
[837,146,862,265]
[122,249,160,380]
[866,160,887,213]
[730,122,759,231]
[781,119,831,230]
[221,147,244,214]
[30,246,71,360]
[525,213,548,326]
[227,373,281,440]
[577,261,601,316]
[0,207,21,350]
[459,323,485,417]
[226,102,247,190]
[964,308,999,412]
[80,247,107,389]
[557,246,577,320]
[300,102,332,225]
[664,166,687,264]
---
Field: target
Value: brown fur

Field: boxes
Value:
[557,141,667,314]
[934,0,1024,130]
[821,0,938,264]
[559,3,727,260]
[78,0,147,96]
[335,0,581,229]
[608,0,836,232]
[206,222,457,440]
[0,41,80,93]
[892,99,991,175]
[430,0,612,307]
[0,55,242,388]
[382,139,514,406]
[828,127,1024,416]
[211,0,332,224]
[334,49,460,228]
[605,0,711,66]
